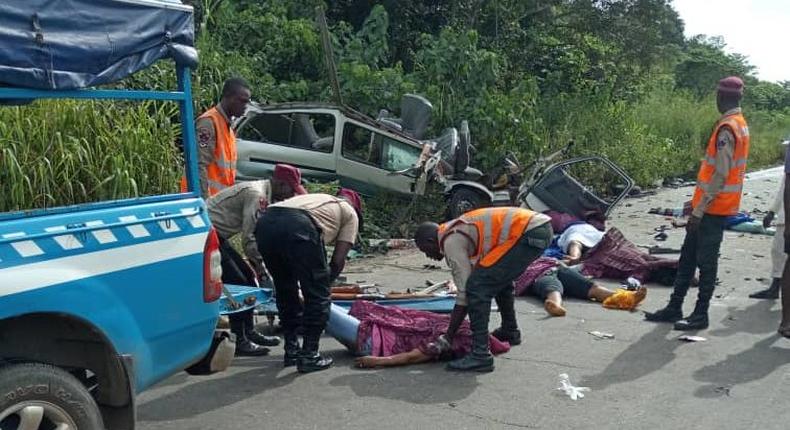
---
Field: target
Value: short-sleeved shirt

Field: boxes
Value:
[270,193,359,245]
[206,180,271,273]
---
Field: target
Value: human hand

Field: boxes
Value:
[686,215,701,233]
[354,356,378,369]
[763,211,776,229]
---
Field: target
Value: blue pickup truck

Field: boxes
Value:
[0,1,235,429]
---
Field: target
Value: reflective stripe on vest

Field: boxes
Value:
[179,106,238,197]
[438,207,535,267]
[691,112,750,216]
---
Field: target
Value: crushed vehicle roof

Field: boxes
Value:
[0,0,196,90]
[247,102,424,146]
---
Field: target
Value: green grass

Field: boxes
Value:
[0,99,182,213]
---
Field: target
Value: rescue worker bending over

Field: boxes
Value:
[256,189,363,373]
[207,164,307,356]
[646,76,749,331]
[414,207,552,372]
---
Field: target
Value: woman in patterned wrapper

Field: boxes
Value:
[325,301,510,369]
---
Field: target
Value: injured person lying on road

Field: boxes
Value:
[513,257,647,317]
[324,301,510,369]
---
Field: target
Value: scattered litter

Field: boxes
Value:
[678,335,707,342]
[654,232,668,241]
[645,246,681,255]
[557,373,590,400]
[448,402,458,408]
[622,277,641,291]
[423,264,442,270]
[744,277,752,281]
[588,331,615,340]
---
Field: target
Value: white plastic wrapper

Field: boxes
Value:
[557,373,591,400]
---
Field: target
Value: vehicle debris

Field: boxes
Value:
[678,335,708,342]
[588,331,615,340]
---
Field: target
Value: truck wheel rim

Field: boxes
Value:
[0,401,78,430]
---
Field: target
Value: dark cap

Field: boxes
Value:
[273,164,307,195]
[717,76,744,97]
[337,188,362,216]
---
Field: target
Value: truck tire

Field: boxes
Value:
[448,188,489,219]
[0,363,104,430]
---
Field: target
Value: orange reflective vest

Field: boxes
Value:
[691,111,750,216]
[180,106,238,197]
[438,207,535,267]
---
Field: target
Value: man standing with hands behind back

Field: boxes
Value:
[646,76,750,331]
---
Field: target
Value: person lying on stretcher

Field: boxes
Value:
[324,301,510,369]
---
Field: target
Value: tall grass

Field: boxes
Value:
[0,99,182,213]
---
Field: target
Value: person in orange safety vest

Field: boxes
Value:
[414,207,553,372]
[646,76,749,331]
[181,77,251,198]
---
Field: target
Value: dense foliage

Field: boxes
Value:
[2,0,789,215]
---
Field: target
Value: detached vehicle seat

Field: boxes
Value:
[377,94,433,140]
[293,113,333,150]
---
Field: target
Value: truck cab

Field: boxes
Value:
[0,2,226,429]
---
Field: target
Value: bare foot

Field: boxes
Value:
[544,300,567,317]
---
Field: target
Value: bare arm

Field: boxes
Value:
[355,348,432,368]
[330,240,354,282]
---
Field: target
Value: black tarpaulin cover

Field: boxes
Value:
[0,0,197,89]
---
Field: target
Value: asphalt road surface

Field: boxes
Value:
[138,167,790,430]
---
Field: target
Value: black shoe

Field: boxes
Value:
[673,313,709,331]
[235,340,270,357]
[491,327,522,345]
[297,353,334,373]
[749,279,780,299]
[446,354,494,373]
[246,330,281,347]
[750,287,780,299]
[644,306,683,323]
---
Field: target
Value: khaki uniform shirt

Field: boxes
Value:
[271,194,359,245]
[443,213,551,305]
[207,180,271,274]
[692,107,740,218]
[196,104,232,198]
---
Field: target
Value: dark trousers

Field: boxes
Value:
[669,215,726,314]
[219,238,257,339]
[256,207,331,349]
[466,223,553,357]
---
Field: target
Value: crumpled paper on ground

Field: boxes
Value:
[558,373,591,400]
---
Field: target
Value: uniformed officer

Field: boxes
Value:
[182,77,251,197]
[646,76,749,331]
[414,207,552,372]
[208,164,306,356]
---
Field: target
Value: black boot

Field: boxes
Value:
[246,330,281,347]
[674,301,709,330]
[297,335,333,373]
[235,339,270,357]
[674,313,709,331]
[644,301,683,323]
[491,327,521,345]
[749,278,780,299]
[493,291,521,345]
[446,332,494,372]
[283,333,301,367]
